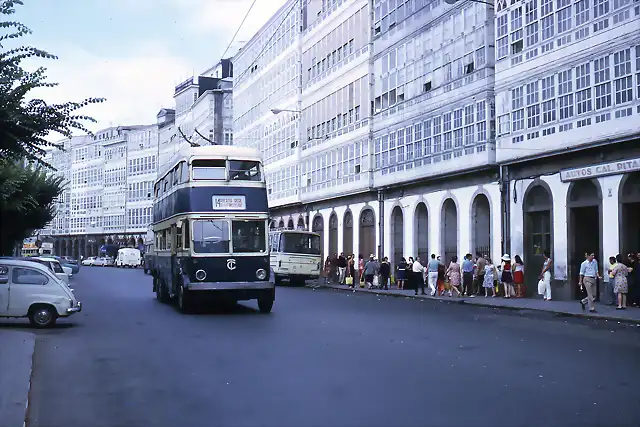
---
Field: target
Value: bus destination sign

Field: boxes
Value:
[212,195,246,210]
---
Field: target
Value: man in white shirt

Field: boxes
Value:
[413,256,426,296]
[579,252,601,312]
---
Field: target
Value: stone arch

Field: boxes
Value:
[328,211,338,256]
[297,216,306,230]
[414,201,429,262]
[619,172,640,256]
[567,178,602,299]
[270,221,276,229]
[471,193,491,258]
[278,219,285,228]
[390,205,404,267]
[287,218,294,230]
[523,180,554,295]
[359,207,376,259]
[440,198,458,265]
[343,209,354,256]
[312,214,325,260]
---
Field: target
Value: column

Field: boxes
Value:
[334,205,347,254]
[599,174,623,262]
[426,191,445,258]
[403,198,417,260]
[542,174,569,280]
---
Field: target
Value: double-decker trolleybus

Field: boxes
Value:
[150,145,274,313]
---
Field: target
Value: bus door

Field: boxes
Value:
[170,223,178,294]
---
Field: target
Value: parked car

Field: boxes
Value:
[81,256,96,266]
[55,256,80,274]
[93,257,114,267]
[0,258,82,328]
[34,257,73,285]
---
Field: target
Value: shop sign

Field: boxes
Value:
[560,157,640,182]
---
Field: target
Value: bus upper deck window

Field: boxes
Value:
[192,159,226,180]
[228,160,262,181]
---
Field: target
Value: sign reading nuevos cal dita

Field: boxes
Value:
[560,157,640,182]
[212,195,246,210]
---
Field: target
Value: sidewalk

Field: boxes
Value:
[0,330,35,427]
[308,282,640,324]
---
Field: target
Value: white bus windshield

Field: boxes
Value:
[280,233,321,255]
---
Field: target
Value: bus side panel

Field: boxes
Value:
[154,187,268,223]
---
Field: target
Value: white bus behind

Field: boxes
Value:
[269,230,321,286]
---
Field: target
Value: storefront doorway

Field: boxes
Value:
[328,213,338,256]
[359,208,376,259]
[567,179,602,300]
[391,206,404,267]
[524,184,553,296]
[343,211,353,256]
[312,215,324,261]
[414,202,428,262]
[441,198,458,265]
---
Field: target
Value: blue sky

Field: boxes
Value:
[12,0,287,131]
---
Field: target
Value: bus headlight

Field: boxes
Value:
[195,269,207,281]
[256,269,267,280]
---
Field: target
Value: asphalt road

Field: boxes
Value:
[8,267,640,427]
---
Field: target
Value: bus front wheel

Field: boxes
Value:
[177,285,192,313]
[257,294,274,314]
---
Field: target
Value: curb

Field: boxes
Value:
[308,284,640,325]
[0,331,35,427]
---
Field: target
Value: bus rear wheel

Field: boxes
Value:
[155,277,169,303]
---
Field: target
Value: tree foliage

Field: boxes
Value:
[0,0,104,253]
[0,0,105,165]
[0,160,65,255]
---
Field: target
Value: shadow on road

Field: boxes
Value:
[0,321,76,330]
[178,300,261,316]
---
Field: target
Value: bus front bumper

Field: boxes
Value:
[186,281,274,291]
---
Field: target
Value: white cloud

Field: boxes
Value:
[27,42,191,134]
[174,0,289,40]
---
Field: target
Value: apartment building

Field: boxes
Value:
[494,0,640,299]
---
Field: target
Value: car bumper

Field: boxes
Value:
[66,301,82,314]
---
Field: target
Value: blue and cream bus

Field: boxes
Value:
[150,145,274,313]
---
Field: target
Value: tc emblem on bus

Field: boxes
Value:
[226,259,237,270]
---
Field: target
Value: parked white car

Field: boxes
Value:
[34,257,72,285]
[81,256,96,266]
[0,259,82,328]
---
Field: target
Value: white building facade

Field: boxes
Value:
[43,125,158,258]
[494,0,640,299]
[234,0,502,271]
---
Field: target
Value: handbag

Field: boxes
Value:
[345,276,353,285]
[537,279,545,295]
[373,275,379,287]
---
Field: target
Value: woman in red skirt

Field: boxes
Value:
[513,255,525,297]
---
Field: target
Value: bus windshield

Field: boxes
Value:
[193,220,230,253]
[232,220,266,253]
[280,233,321,255]
[229,160,262,182]
[192,159,226,180]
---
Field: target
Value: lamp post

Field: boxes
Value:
[271,108,301,115]
[444,0,494,5]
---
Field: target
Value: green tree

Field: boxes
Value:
[0,0,104,253]
[0,160,65,255]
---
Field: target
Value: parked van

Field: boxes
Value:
[0,259,82,328]
[116,248,142,268]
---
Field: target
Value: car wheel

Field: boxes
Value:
[28,305,57,328]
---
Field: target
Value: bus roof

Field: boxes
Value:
[159,145,263,179]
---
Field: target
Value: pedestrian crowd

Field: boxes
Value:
[322,251,640,309]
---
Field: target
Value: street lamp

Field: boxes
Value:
[444,0,494,5]
[271,108,301,115]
